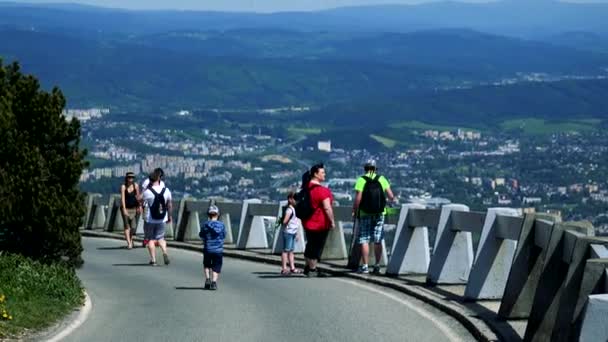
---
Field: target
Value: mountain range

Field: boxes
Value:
[1,0,608,139]
[1,0,608,39]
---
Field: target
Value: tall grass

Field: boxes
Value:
[0,252,84,338]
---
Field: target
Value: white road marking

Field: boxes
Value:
[46,292,92,342]
[334,278,463,342]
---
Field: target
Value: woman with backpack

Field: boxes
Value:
[299,163,335,277]
[120,172,141,249]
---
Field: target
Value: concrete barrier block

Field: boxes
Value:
[427,204,473,284]
[223,213,234,244]
[91,204,106,230]
[82,193,102,230]
[164,220,174,239]
[524,224,596,342]
[112,208,125,232]
[386,204,430,275]
[246,216,269,248]
[464,207,520,300]
[322,223,348,260]
[183,211,201,241]
[499,214,559,319]
[236,199,261,249]
[579,294,608,342]
[135,216,144,235]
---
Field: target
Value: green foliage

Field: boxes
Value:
[0,60,87,267]
[500,118,599,135]
[0,252,84,338]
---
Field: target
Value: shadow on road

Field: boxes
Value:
[97,246,129,250]
[175,286,205,290]
[112,263,153,266]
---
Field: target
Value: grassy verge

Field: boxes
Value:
[0,252,84,339]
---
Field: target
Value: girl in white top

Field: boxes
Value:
[281,192,302,275]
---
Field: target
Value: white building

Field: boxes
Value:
[317,140,331,152]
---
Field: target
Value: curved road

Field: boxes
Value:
[64,238,475,342]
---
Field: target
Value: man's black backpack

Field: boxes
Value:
[295,184,319,220]
[149,187,167,220]
[359,175,386,214]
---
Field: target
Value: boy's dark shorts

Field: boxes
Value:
[203,251,223,273]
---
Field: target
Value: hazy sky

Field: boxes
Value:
[16,0,608,12]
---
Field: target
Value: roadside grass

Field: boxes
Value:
[370,134,398,148]
[287,126,322,136]
[500,118,601,135]
[0,253,84,339]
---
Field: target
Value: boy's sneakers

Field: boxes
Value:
[357,265,369,274]
[204,279,211,290]
[372,265,381,275]
[210,282,218,291]
[163,253,170,265]
[149,260,157,266]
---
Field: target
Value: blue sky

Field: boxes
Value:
[16,0,608,12]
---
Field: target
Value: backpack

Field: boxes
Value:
[276,205,294,229]
[359,175,386,214]
[295,184,319,220]
[149,187,167,220]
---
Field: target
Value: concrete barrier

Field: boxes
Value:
[427,204,477,284]
[523,222,597,341]
[464,207,522,300]
[222,213,234,244]
[321,222,348,260]
[91,205,106,230]
[386,203,432,275]
[82,193,102,230]
[103,195,124,233]
[236,200,276,249]
[579,294,608,342]
[499,213,561,319]
[182,211,201,241]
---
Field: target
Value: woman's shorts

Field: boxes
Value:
[203,252,223,273]
[283,232,297,252]
[144,222,165,241]
[122,209,139,231]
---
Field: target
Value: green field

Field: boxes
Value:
[388,120,480,132]
[287,126,322,135]
[370,134,398,148]
[500,118,602,135]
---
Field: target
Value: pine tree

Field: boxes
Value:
[0,60,88,267]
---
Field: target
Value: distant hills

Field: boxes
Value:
[1,0,607,38]
[1,0,608,137]
[1,27,607,111]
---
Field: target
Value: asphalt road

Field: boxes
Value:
[64,238,476,342]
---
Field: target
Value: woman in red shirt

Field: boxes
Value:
[301,163,335,277]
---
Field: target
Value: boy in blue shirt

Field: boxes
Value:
[199,205,226,290]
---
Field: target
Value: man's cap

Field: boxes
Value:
[126,172,135,178]
[364,159,376,168]
[208,205,220,215]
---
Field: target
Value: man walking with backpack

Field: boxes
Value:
[142,169,172,266]
[352,160,395,274]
